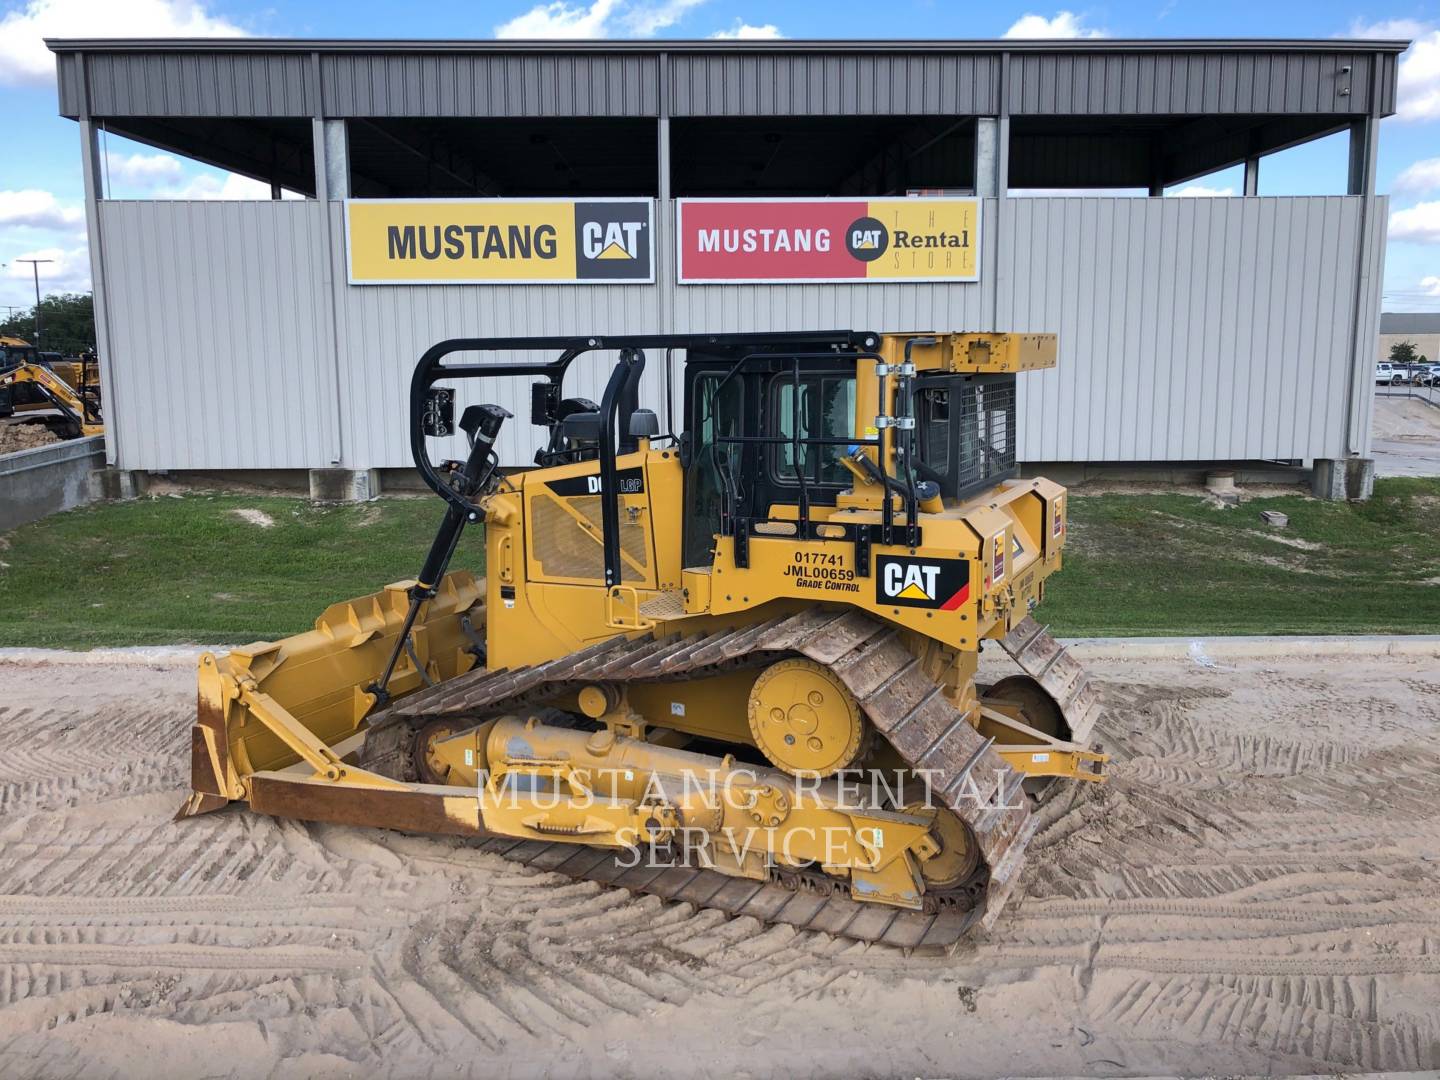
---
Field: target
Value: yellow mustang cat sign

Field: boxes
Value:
[346,198,654,284]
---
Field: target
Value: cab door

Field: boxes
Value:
[681,368,748,570]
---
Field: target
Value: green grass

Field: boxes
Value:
[1,480,1438,648]
[1039,478,1440,636]
[0,495,478,648]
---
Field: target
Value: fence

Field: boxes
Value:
[1375,383,1440,408]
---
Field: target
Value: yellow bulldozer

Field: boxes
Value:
[0,336,103,438]
[181,330,1105,948]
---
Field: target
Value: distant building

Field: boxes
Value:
[1379,313,1440,366]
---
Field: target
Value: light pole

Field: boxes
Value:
[15,258,53,349]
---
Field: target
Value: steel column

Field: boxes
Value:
[310,51,345,466]
[77,57,120,467]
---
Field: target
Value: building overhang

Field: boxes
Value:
[50,37,1407,196]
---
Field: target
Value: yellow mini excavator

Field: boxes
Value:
[181,330,1105,949]
[0,337,103,438]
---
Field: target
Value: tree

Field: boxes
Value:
[0,293,95,355]
[1389,340,1420,365]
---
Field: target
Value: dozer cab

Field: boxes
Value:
[183,330,1105,949]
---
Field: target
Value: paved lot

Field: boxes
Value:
[1372,391,1440,477]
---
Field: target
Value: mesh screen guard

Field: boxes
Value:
[915,373,1017,502]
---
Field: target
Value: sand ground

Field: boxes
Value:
[0,650,1438,1079]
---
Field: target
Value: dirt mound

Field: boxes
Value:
[0,422,62,455]
[0,652,1437,1077]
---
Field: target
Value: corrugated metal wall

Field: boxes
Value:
[998,196,1376,462]
[667,197,1377,464]
[668,53,1000,116]
[323,205,665,468]
[73,51,315,116]
[319,53,659,117]
[1005,50,1376,115]
[60,46,1392,119]
[1352,197,1389,458]
[96,195,1382,471]
[98,201,336,469]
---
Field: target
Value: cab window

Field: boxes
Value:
[682,371,745,567]
[770,375,855,487]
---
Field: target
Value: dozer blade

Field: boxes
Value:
[181,572,485,818]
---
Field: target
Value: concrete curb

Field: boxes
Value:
[2,634,1438,668]
[1068,634,1440,661]
[0,645,215,668]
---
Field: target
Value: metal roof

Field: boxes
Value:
[45,37,1412,54]
[1380,313,1440,335]
[52,37,1404,121]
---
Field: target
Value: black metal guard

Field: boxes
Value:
[709,348,916,570]
[708,351,898,561]
[598,349,644,587]
[408,331,877,590]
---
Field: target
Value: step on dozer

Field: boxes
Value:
[181,330,1106,950]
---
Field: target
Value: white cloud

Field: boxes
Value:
[495,0,704,38]
[1168,184,1235,197]
[1422,275,1440,297]
[1348,17,1428,39]
[104,151,185,189]
[1003,11,1106,39]
[1009,187,1142,196]
[2,245,92,295]
[1395,157,1440,193]
[1398,34,1440,120]
[710,20,783,39]
[495,0,619,38]
[623,0,704,35]
[99,160,296,200]
[1389,200,1440,243]
[0,0,247,87]
[148,171,298,200]
[1348,19,1440,121]
[0,189,85,232]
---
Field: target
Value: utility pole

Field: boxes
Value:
[15,258,53,349]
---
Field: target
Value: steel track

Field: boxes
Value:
[363,607,1094,949]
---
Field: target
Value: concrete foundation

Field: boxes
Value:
[309,467,381,502]
[0,435,107,532]
[1020,460,1311,488]
[1310,457,1375,501]
[89,467,150,501]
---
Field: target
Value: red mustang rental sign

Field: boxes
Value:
[676,197,980,284]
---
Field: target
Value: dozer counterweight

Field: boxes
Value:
[183,330,1105,949]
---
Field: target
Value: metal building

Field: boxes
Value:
[1379,313,1440,366]
[50,37,1403,495]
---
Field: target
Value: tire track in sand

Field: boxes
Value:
[0,655,1438,1076]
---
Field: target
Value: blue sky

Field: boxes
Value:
[1,0,1438,315]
